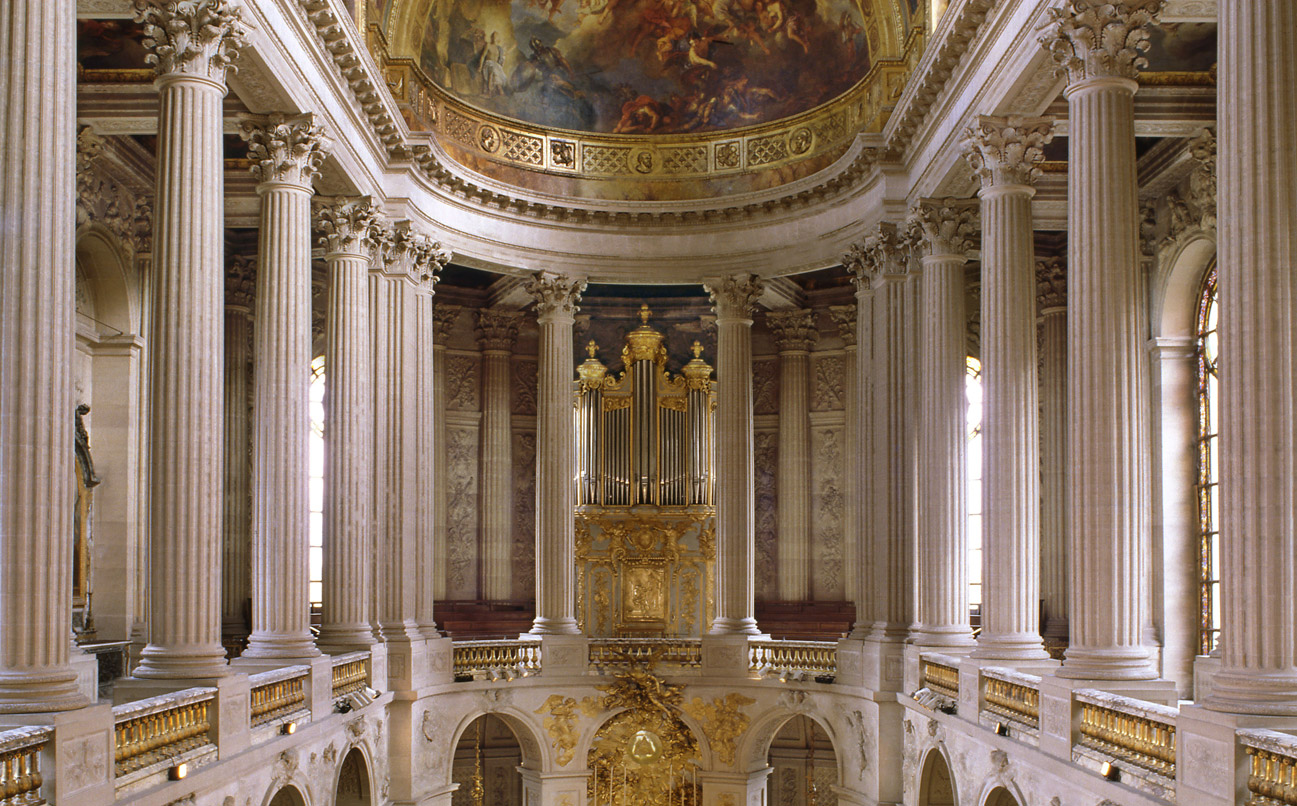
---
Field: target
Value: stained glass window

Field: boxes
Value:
[309,355,326,614]
[1196,265,1219,655]
[966,356,983,626]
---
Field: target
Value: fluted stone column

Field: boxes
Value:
[1037,258,1069,646]
[841,250,875,640]
[238,115,328,663]
[413,242,448,639]
[0,0,89,711]
[704,275,766,635]
[963,117,1053,662]
[1042,0,1161,679]
[314,197,381,652]
[132,0,245,680]
[828,305,858,607]
[527,272,585,635]
[431,304,461,601]
[910,199,979,650]
[477,309,524,601]
[1206,0,1297,714]
[221,257,254,641]
[766,309,818,602]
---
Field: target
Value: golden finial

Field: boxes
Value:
[586,340,598,358]
[691,340,703,359]
[639,303,651,324]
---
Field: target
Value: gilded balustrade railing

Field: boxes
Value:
[749,640,837,678]
[331,652,371,699]
[920,657,960,701]
[588,638,702,670]
[249,667,309,727]
[1241,729,1297,806]
[452,640,542,679]
[112,688,216,777]
[982,669,1041,730]
[0,727,50,805]
[1075,690,1177,779]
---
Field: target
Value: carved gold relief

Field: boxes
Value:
[681,693,757,767]
[535,695,583,767]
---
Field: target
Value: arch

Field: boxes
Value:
[446,708,547,775]
[742,709,844,787]
[267,784,308,806]
[335,746,373,806]
[766,713,841,806]
[575,705,715,774]
[453,714,526,806]
[1153,231,1216,341]
[74,226,138,335]
[917,746,957,806]
[982,786,1020,806]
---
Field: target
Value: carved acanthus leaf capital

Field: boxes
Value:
[910,198,980,258]
[765,309,819,352]
[1036,257,1067,311]
[1039,0,1164,85]
[433,303,462,342]
[963,116,1055,188]
[827,305,857,346]
[76,126,153,254]
[226,255,256,313]
[851,222,909,285]
[526,271,586,322]
[314,196,383,258]
[704,274,765,322]
[134,0,247,83]
[476,309,524,351]
[241,113,330,187]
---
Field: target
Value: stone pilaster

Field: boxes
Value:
[526,272,586,635]
[1041,0,1162,679]
[431,304,461,602]
[765,309,818,602]
[963,116,1054,663]
[1206,0,1297,714]
[704,274,766,635]
[413,239,449,639]
[238,114,329,663]
[1036,257,1069,646]
[827,305,858,608]
[222,256,255,641]
[314,197,382,652]
[0,0,89,711]
[909,198,979,651]
[476,309,524,601]
[841,244,875,640]
[132,0,245,680]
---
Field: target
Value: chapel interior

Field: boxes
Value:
[0,0,1292,804]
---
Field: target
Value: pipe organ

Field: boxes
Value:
[574,306,717,637]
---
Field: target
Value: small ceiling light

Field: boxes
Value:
[1100,761,1120,781]
[282,720,298,736]
[169,762,189,781]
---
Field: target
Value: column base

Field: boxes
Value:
[970,632,1053,664]
[1057,644,1159,681]
[1203,667,1297,715]
[237,630,322,666]
[708,617,762,636]
[0,668,90,714]
[130,643,229,681]
[909,625,976,650]
[528,616,581,635]
[316,623,380,655]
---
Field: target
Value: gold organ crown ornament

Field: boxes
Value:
[681,341,713,391]
[578,340,608,390]
[623,305,667,364]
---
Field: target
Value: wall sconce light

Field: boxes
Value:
[1100,761,1120,781]
[994,722,1009,737]
[282,721,298,736]
[169,762,188,781]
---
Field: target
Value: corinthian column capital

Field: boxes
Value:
[827,305,857,346]
[766,309,819,352]
[241,113,330,188]
[476,309,524,351]
[850,222,911,285]
[526,271,586,323]
[433,303,462,341]
[134,0,247,83]
[226,254,256,313]
[1036,257,1068,312]
[314,196,383,258]
[963,116,1056,188]
[1039,0,1164,85]
[704,274,765,322]
[909,198,980,258]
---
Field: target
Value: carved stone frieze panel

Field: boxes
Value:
[753,359,779,416]
[446,426,480,598]
[445,355,481,411]
[811,355,846,412]
[811,427,845,599]
[511,360,538,416]
[754,430,778,600]
[512,431,537,599]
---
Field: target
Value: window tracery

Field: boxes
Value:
[1195,263,1219,655]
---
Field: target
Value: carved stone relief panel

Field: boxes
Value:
[446,426,480,598]
[811,354,845,412]
[753,358,779,415]
[755,430,778,600]
[446,354,482,412]
[811,427,844,600]
[512,430,537,599]
[511,359,538,415]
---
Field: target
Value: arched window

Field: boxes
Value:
[966,356,983,627]
[1195,264,1219,655]
[309,355,326,616]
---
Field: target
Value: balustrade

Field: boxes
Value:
[331,652,371,699]
[982,668,1040,731]
[749,640,836,679]
[452,640,542,679]
[1242,730,1297,806]
[1075,690,1176,779]
[112,688,216,778]
[920,656,960,700]
[0,727,49,806]
[249,667,309,727]
[588,638,702,670]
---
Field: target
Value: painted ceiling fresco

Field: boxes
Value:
[409,0,876,134]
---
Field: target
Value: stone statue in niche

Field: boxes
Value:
[73,403,100,641]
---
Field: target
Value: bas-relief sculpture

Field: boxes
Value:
[412,0,875,134]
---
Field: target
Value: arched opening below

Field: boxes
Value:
[453,714,524,806]
[336,748,373,806]
[918,749,955,806]
[268,785,307,806]
[767,715,837,806]
[984,787,1019,806]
